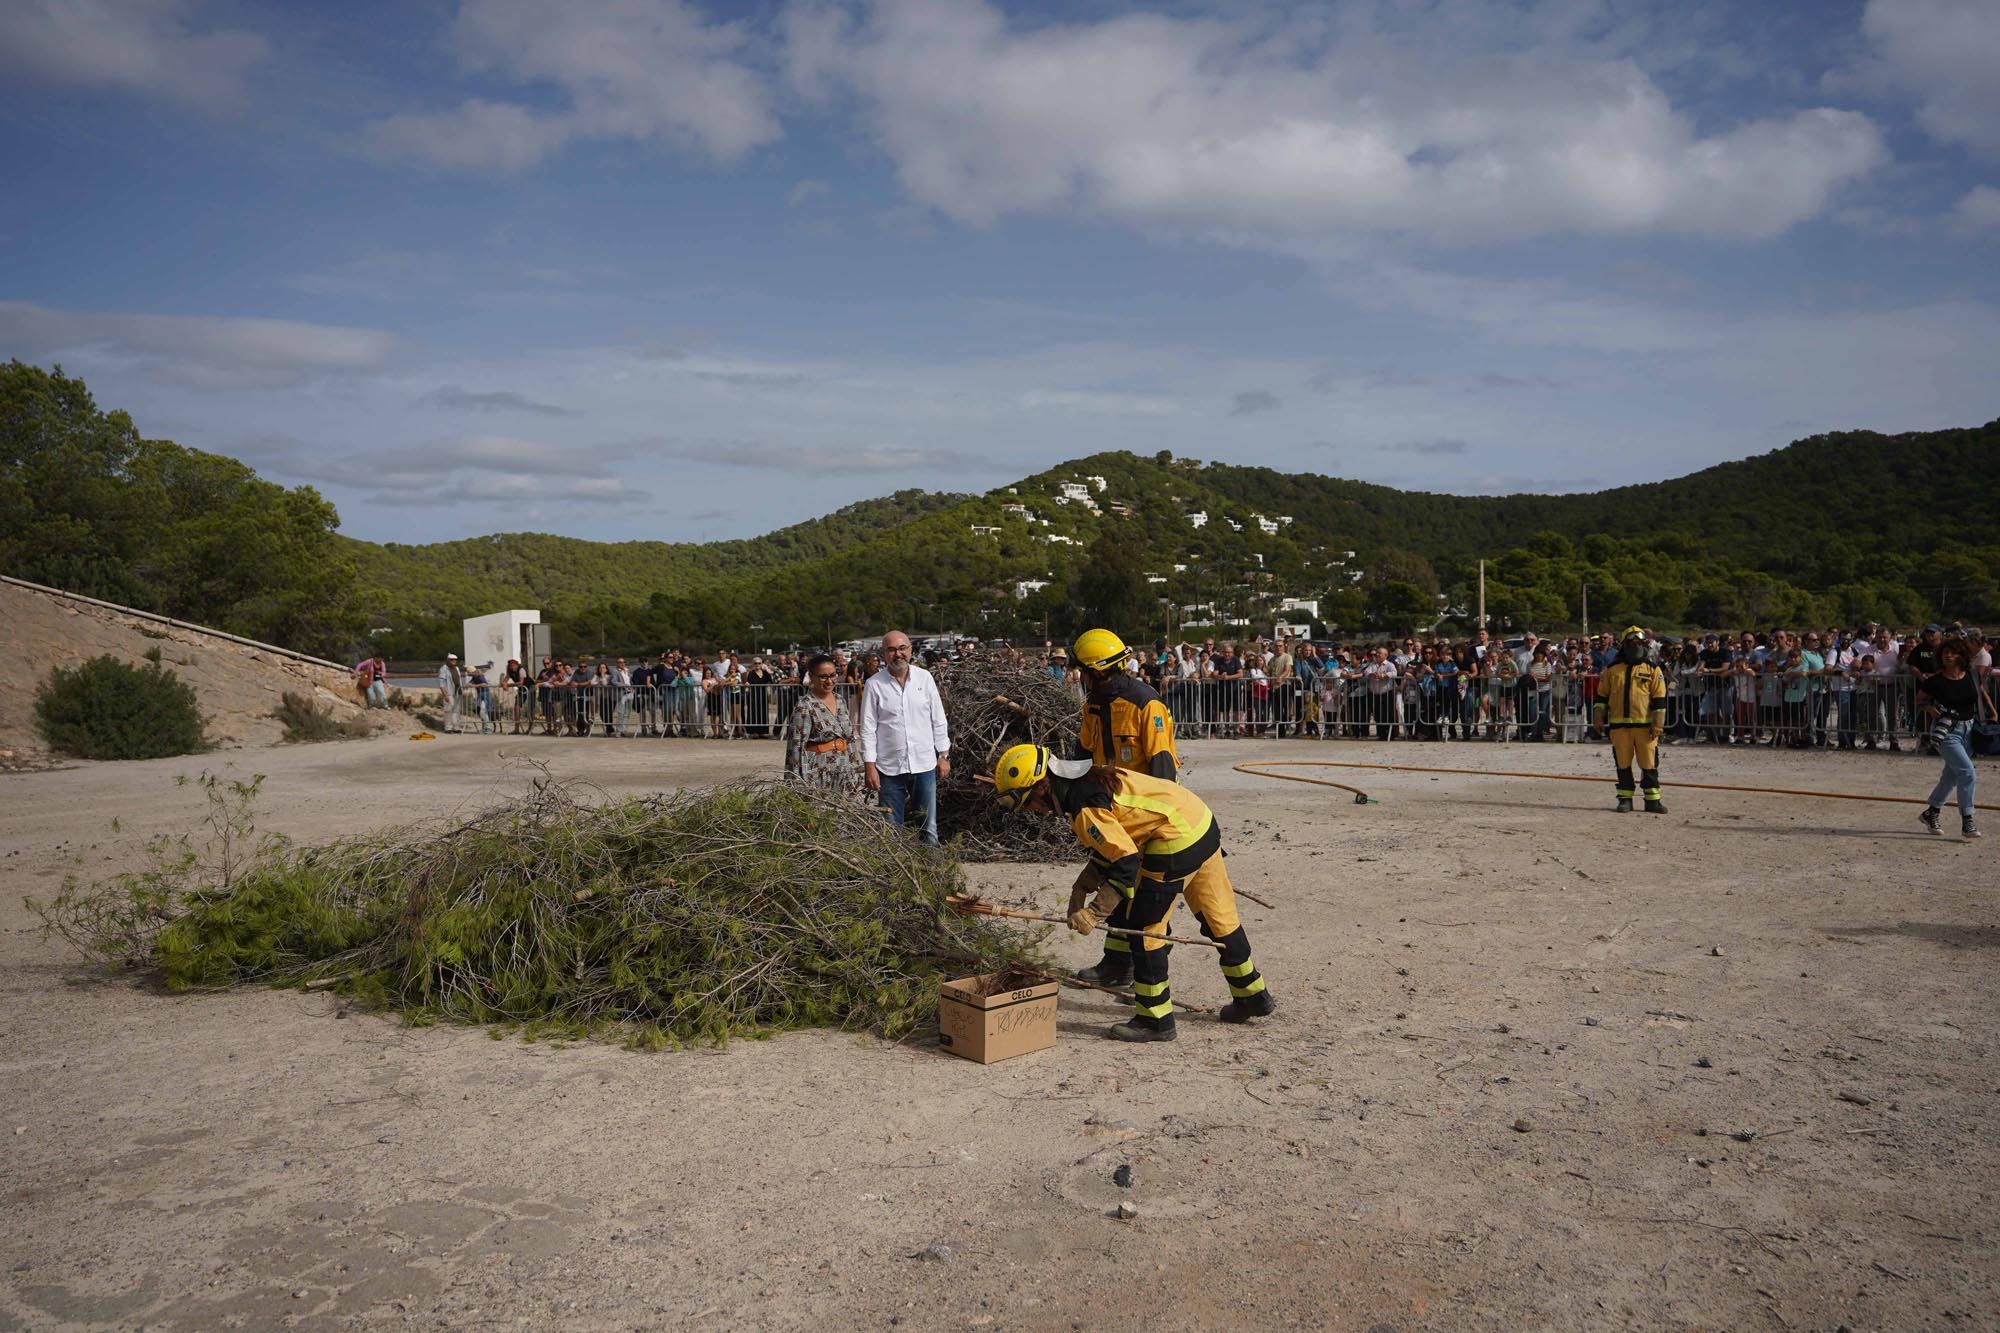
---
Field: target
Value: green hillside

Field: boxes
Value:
[347,488,968,617]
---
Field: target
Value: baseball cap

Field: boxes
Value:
[446,652,457,660]
[1924,623,1942,633]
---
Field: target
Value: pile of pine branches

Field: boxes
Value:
[32,777,1045,1046]
[933,658,1083,861]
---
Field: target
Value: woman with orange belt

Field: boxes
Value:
[783,653,865,798]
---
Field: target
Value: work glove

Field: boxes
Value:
[1070,883,1123,935]
[1068,866,1104,916]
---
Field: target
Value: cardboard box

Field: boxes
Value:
[937,971,1059,1064]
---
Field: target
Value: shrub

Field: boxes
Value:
[274,691,369,743]
[34,655,209,760]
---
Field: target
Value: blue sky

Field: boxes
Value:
[2,0,1996,543]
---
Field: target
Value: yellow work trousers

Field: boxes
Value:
[1609,728,1660,771]
[1132,853,1242,948]
[1122,852,1263,1022]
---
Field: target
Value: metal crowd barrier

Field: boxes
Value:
[420,666,1993,751]
[1160,666,1993,747]
[1651,665,1992,749]
[1163,671,1589,742]
[430,681,860,737]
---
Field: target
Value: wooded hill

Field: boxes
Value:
[4,359,1994,659]
[345,489,963,617]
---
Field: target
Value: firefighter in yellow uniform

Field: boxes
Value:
[1592,626,1669,813]
[1072,627,1180,780]
[1069,628,1182,987]
[992,744,1273,1042]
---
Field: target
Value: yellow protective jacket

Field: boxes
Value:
[1594,660,1668,733]
[1057,768,1219,898]
[1075,673,1180,781]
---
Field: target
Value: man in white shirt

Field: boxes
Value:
[1363,647,1398,741]
[708,649,737,737]
[437,653,463,733]
[1872,632,1903,750]
[861,629,952,845]
[1512,631,1540,674]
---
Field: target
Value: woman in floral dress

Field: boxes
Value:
[783,654,865,798]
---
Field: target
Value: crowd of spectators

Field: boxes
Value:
[1125,622,1996,748]
[419,622,1995,752]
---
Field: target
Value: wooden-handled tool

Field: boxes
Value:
[945,893,1224,949]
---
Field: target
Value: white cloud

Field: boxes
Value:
[0,0,268,108]
[371,98,574,172]
[788,177,831,206]
[648,438,981,474]
[692,369,811,389]
[428,433,629,474]
[284,251,447,301]
[784,0,1884,242]
[0,300,396,389]
[1018,388,1178,417]
[236,432,648,507]
[424,385,579,416]
[370,0,780,171]
[1306,257,1703,354]
[1860,0,2000,151]
[1949,185,2000,231]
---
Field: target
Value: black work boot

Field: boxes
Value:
[1218,992,1276,1024]
[1106,1016,1177,1042]
[1644,799,1668,814]
[1615,797,1633,814]
[1075,959,1133,986]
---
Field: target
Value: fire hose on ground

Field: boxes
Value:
[1231,758,1994,810]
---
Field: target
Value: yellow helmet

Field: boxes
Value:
[992,744,1051,811]
[1620,625,1646,642]
[1073,627,1129,672]
[992,744,1092,811]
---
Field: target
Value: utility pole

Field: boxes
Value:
[1581,582,1589,639]
[1478,560,1487,630]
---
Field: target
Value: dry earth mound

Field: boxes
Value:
[0,578,372,766]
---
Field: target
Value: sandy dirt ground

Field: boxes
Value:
[0,733,1994,1332]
